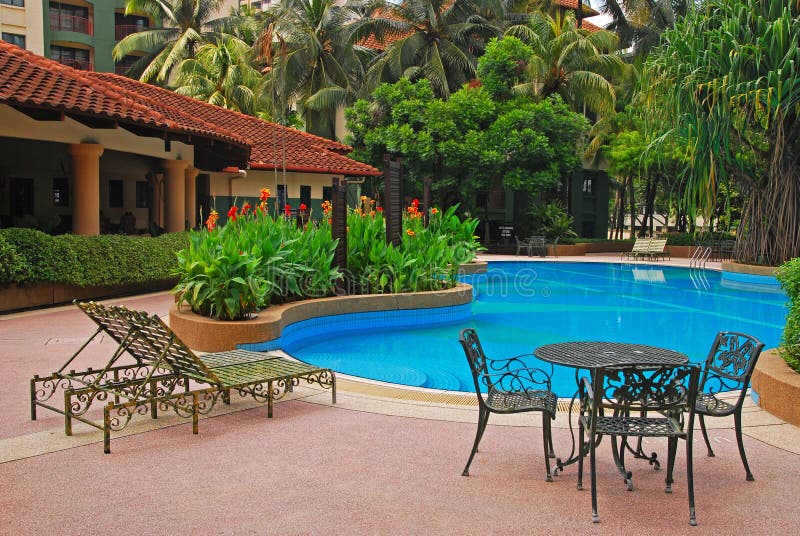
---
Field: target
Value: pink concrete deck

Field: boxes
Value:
[2,258,799,534]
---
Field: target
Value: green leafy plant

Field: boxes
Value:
[776,257,800,373]
[0,234,29,284]
[529,202,578,242]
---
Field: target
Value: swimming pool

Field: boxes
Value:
[249,262,788,396]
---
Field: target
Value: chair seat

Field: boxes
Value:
[486,388,557,416]
[695,393,735,416]
[581,415,685,437]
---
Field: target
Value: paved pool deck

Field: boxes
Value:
[1,254,798,534]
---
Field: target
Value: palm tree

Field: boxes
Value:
[113,0,226,84]
[173,35,264,115]
[258,0,365,138]
[645,0,800,265]
[598,0,694,58]
[359,0,504,99]
[507,10,624,116]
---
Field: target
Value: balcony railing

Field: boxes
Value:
[56,58,93,71]
[115,24,147,40]
[49,13,93,36]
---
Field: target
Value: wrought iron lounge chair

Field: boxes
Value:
[695,332,764,481]
[459,328,558,481]
[577,364,701,526]
[31,301,336,453]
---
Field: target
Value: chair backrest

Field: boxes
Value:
[77,301,219,383]
[649,239,667,252]
[631,238,653,252]
[459,328,493,395]
[589,364,700,416]
[701,332,765,395]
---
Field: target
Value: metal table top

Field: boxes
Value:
[534,342,689,369]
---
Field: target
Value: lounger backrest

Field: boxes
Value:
[77,301,219,383]
[631,238,652,252]
[649,239,667,252]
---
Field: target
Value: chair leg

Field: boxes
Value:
[542,413,553,482]
[462,407,490,476]
[734,410,754,481]
[577,421,585,491]
[590,428,599,523]
[686,436,697,526]
[698,414,715,457]
[665,436,678,493]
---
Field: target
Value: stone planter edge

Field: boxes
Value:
[751,349,800,426]
[169,283,474,353]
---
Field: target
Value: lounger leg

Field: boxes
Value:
[30,377,38,420]
[150,379,158,419]
[331,372,337,404]
[542,413,553,482]
[734,410,754,481]
[103,403,112,454]
[192,392,199,435]
[268,380,274,418]
[64,390,73,436]
[698,414,715,457]
[462,407,490,476]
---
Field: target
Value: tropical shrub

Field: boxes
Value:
[0,233,28,284]
[529,202,577,242]
[776,257,800,373]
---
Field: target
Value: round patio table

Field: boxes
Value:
[534,341,689,478]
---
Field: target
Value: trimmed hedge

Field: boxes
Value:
[776,257,800,373]
[0,229,188,286]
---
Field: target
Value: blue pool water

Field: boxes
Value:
[245,262,788,396]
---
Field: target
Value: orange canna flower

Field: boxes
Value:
[259,188,271,201]
[431,207,439,215]
[406,228,415,237]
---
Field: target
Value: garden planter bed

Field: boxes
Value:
[547,243,587,256]
[0,279,177,314]
[169,283,474,352]
[751,349,800,426]
[666,245,697,258]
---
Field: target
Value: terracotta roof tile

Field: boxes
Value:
[0,42,249,153]
[556,0,600,16]
[88,72,381,176]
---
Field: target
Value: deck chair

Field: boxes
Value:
[622,238,653,260]
[459,328,557,481]
[695,332,764,481]
[31,301,336,453]
[644,239,670,261]
[577,364,701,525]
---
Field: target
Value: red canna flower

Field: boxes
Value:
[412,198,419,208]
[284,204,292,216]
[259,188,271,201]
[242,202,251,214]
[299,203,307,212]
[227,205,238,221]
[376,206,384,212]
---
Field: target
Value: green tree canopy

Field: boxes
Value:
[645,0,800,264]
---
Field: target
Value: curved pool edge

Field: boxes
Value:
[169,282,474,352]
[751,349,800,427]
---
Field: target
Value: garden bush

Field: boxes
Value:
[776,257,800,373]
[0,228,187,286]
[173,194,482,320]
[0,233,29,284]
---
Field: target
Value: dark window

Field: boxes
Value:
[10,178,34,217]
[322,186,332,201]
[114,12,148,40]
[53,177,69,207]
[49,2,91,34]
[300,185,311,208]
[1,1,25,7]
[115,54,140,75]
[1,33,26,49]
[109,180,123,208]
[136,181,148,208]
[50,45,91,70]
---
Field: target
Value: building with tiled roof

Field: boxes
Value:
[0,41,379,236]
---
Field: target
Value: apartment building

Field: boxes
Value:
[1,0,44,54]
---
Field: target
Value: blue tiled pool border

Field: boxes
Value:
[239,303,473,353]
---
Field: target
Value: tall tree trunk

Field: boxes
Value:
[628,176,636,240]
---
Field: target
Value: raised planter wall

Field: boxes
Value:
[170,283,474,352]
[751,349,800,427]
[0,279,177,314]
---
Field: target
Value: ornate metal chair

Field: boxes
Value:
[458,328,558,481]
[577,364,701,526]
[695,332,765,481]
[515,236,533,256]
